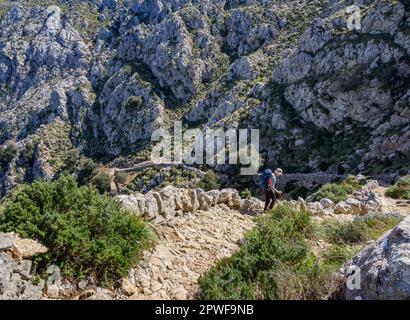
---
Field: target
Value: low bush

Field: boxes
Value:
[115,172,129,185]
[322,245,359,268]
[0,176,152,284]
[356,213,402,240]
[199,203,329,300]
[0,142,18,168]
[240,188,252,199]
[385,176,410,200]
[196,170,221,191]
[199,202,403,300]
[311,176,362,203]
[321,220,367,244]
[127,96,143,110]
[321,214,402,245]
[77,158,99,185]
[92,172,112,194]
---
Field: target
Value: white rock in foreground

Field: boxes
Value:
[339,216,410,300]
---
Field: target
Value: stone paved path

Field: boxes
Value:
[125,205,255,300]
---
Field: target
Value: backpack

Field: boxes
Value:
[258,169,272,190]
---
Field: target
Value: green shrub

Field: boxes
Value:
[0,142,18,167]
[0,176,152,284]
[321,214,402,245]
[59,149,80,176]
[127,96,143,110]
[77,158,99,185]
[356,213,402,240]
[199,203,329,300]
[21,142,35,164]
[321,220,367,244]
[92,172,112,194]
[240,188,252,199]
[322,245,360,269]
[197,170,221,191]
[311,176,362,203]
[385,176,410,200]
[115,172,129,185]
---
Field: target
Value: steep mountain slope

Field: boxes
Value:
[0,0,409,196]
[261,0,410,174]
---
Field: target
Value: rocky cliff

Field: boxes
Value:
[0,0,409,196]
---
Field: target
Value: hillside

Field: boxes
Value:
[0,0,409,302]
[1,177,410,300]
[0,0,408,196]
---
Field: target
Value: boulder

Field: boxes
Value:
[207,190,220,206]
[196,189,213,211]
[365,180,379,191]
[218,189,241,209]
[145,192,161,219]
[46,284,60,299]
[334,202,353,215]
[0,233,47,300]
[159,186,178,218]
[320,198,335,209]
[115,194,146,216]
[121,278,137,296]
[346,198,366,215]
[177,188,194,212]
[189,189,200,213]
[339,216,410,300]
[86,288,114,300]
[0,232,47,260]
[242,197,264,215]
[306,202,325,215]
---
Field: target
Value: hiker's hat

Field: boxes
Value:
[275,168,283,175]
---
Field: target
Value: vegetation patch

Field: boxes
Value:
[199,202,402,300]
[196,170,221,191]
[319,214,402,245]
[92,171,112,194]
[311,176,362,203]
[115,171,129,185]
[385,176,410,200]
[126,96,143,110]
[0,141,18,168]
[199,203,331,300]
[0,176,152,285]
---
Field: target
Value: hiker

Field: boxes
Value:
[259,168,283,211]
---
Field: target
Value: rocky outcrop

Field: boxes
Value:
[297,180,383,217]
[338,215,410,300]
[0,232,47,300]
[116,186,263,222]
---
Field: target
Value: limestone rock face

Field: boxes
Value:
[339,216,410,300]
[270,0,410,173]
